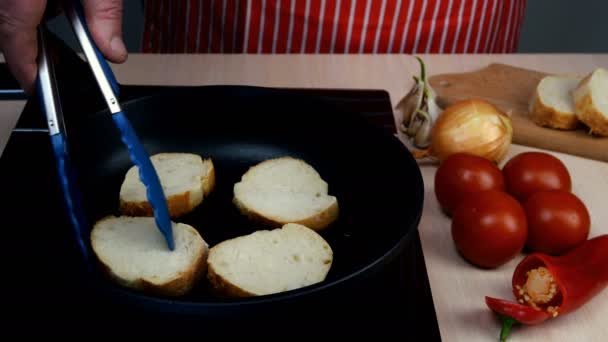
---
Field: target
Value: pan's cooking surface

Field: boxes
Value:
[65,86,424,305]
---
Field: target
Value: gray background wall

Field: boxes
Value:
[518,0,608,53]
[49,0,608,53]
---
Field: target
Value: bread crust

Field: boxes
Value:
[120,191,197,218]
[529,90,579,130]
[233,195,339,231]
[91,216,208,297]
[202,159,216,196]
[96,248,207,297]
[206,262,256,298]
[574,71,608,136]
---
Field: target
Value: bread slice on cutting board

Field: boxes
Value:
[207,223,333,297]
[529,75,582,130]
[91,216,209,296]
[233,157,339,231]
[119,153,215,218]
[573,68,608,136]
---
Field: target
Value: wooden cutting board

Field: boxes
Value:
[428,63,608,162]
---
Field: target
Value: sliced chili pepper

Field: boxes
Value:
[485,297,549,324]
[485,234,608,341]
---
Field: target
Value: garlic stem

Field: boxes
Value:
[415,108,432,122]
[405,85,422,127]
[416,56,427,85]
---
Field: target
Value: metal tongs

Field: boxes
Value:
[36,1,174,251]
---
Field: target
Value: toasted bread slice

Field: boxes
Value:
[91,216,209,297]
[119,153,215,218]
[233,157,338,231]
[207,223,333,297]
[573,68,608,136]
[529,75,581,130]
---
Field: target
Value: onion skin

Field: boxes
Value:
[431,99,513,163]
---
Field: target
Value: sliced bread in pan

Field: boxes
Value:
[91,216,209,296]
[207,223,333,297]
[119,153,215,218]
[233,157,338,231]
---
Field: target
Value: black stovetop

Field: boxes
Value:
[0,85,440,340]
[0,31,441,339]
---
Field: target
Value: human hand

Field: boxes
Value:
[0,0,126,94]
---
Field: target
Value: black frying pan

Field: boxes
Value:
[68,85,424,304]
[1,32,426,337]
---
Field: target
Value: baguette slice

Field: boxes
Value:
[119,153,215,218]
[573,68,608,136]
[233,157,338,231]
[91,216,208,297]
[529,75,581,130]
[207,223,333,297]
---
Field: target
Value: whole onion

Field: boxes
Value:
[430,99,513,163]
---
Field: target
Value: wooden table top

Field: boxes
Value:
[1,54,607,341]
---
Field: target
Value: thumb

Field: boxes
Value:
[82,0,127,63]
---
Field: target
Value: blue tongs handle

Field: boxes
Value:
[64,0,174,250]
[36,26,90,263]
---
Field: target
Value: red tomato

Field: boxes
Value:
[451,190,528,269]
[523,190,590,255]
[502,152,571,202]
[434,153,505,215]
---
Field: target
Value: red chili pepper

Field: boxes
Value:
[485,234,608,341]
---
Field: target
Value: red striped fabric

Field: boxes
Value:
[142,0,527,54]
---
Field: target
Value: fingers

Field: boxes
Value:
[1,31,38,94]
[82,0,127,63]
[0,0,127,93]
[0,0,47,93]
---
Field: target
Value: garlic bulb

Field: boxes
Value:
[396,56,442,149]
